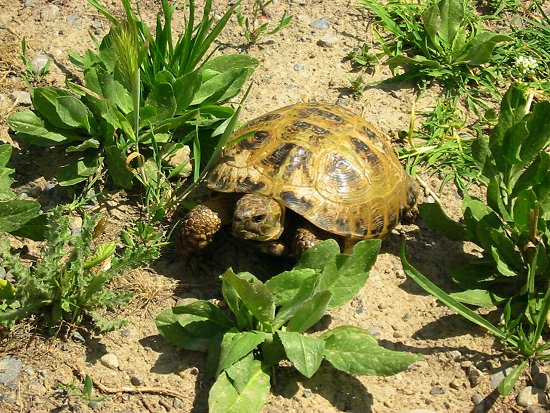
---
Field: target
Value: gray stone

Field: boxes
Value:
[173,398,184,409]
[310,19,329,30]
[41,5,60,21]
[531,364,549,390]
[10,90,32,106]
[302,389,313,398]
[0,356,23,384]
[88,400,101,410]
[527,406,550,413]
[468,366,483,387]
[293,63,305,71]
[517,386,548,407]
[317,35,338,48]
[130,375,144,386]
[367,327,380,336]
[30,55,50,75]
[67,15,80,23]
[24,0,36,6]
[100,353,119,370]
[430,386,445,395]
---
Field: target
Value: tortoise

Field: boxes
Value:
[178,102,417,257]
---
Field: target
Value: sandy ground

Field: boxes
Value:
[0,1,546,412]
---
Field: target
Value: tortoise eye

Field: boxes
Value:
[252,214,267,223]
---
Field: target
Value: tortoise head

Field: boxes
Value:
[232,194,285,241]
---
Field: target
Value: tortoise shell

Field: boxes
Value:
[207,102,417,239]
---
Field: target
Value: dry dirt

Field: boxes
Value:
[0,1,545,412]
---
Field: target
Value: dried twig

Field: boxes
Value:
[73,367,187,400]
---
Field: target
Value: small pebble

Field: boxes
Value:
[430,386,445,395]
[468,366,483,387]
[517,386,548,407]
[120,329,131,338]
[173,398,184,409]
[449,380,462,390]
[10,91,32,106]
[24,0,36,7]
[310,19,330,30]
[367,327,380,336]
[100,353,119,370]
[67,15,80,23]
[72,331,86,343]
[393,331,404,339]
[317,35,338,48]
[527,406,550,413]
[30,55,50,75]
[41,4,60,21]
[531,365,549,390]
[88,400,101,410]
[303,389,313,398]
[293,63,305,71]
[130,375,144,386]
[291,0,307,4]
[447,350,461,360]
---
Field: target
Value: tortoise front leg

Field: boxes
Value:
[177,194,239,257]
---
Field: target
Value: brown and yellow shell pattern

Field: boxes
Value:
[208,102,417,240]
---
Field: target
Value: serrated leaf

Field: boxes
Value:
[221,269,275,326]
[294,239,340,271]
[321,326,423,376]
[217,331,268,375]
[209,358,270,413]
[286,290,332,333]
[265,268,318,306]
[278,331,324,378]
[317,240,381,308]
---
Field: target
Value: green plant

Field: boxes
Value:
[399,96,479,190]
[19,37,51,83]
[344,43,381,70]
[347,74,366,99]
[0,144,45,240]
[59,375,105,404]
[0,207,161,331]
[7,0,257,220]
[236,0,292,45]
[401,83,550,394]
[360,0,510,103]
[157,239,422,413]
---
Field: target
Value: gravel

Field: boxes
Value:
[310,19,330,30]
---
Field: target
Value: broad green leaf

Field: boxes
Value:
[173,71,202,113]
[209,358,270,413]
[452,261,500,290]
[278,331,324,378]
[419,202,468,241]
[422,0,464,49]
[0,279,16,300]
[172,300,234,330]
[57,156,102,186]
[155,308,218,352]
[498,360,528,396]
[66,139,101,152]
[450,289,506,307]
[286,291,332,333]
[322,326,423,376]
[192,68,248,105]
[221,269,275,326]
[10,213,48,241]
[265,268,318,306]
[294,239,340,271]
[221,272,252,330]
[145,83,177,121]
[8,110,83,146]
[224,353,257,393]
[0,144,11,168]
[513,102,550,177]
[454,32,511,65]
[32,87,92,131]
[105,146,134,189]
[217,331,268,375]
[488,229,522,276]
[512,152,550,198]
[317,240,381,308]
[271,274,320,329]
[0,199,41,233]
